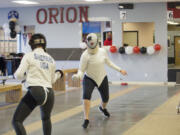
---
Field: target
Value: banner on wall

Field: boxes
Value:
[82,22,101,33]
[36,6,89,24]
[167,10,173,20]
[167,2,180,19]
[23,33,27,46]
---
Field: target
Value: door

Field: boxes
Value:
[175,36,180,65]
[123,31,138,46]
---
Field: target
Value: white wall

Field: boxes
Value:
[0,3,168,82]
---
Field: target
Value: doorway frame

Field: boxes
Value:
[174,36,180,65]
[123,30,139,46]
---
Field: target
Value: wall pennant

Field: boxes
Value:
[23,33,27,46]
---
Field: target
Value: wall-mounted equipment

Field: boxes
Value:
[118,4,134,9]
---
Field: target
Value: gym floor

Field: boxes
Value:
[1,84,180,135]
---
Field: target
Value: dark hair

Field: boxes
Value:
[29,33,46,51]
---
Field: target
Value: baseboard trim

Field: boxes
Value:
[109,81,176,86]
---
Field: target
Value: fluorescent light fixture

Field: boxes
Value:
[12,0,39,5]
[85,0,103,2]
[167,21,179,25]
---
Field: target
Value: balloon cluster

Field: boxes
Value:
[3,10,20,39]
[119,44,161,55]
[79,42,161,55]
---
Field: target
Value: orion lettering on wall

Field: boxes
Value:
[36,6,89,24]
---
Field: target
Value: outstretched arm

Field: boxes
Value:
[104,50,127,75]
[104,50,121,71]
[72,53,88,80]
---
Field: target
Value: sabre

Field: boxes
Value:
[0,76,14,85]
[61,50,76,69]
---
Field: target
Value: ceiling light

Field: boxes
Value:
[12,0,39,5]
[85,0,103,2]
[167,21,179,25]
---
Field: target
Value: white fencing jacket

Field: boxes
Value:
[14,48,60,88]
[77,48,121,87]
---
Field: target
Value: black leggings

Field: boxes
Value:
[12,86,54,135]
[83,75,109,103]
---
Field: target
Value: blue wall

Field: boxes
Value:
[0,3,167,82]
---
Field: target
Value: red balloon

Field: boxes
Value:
[133,46,140,54]
[110,46,117,53]
[154,44,161,51]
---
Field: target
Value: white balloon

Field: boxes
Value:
[4,28,10,39]
[3,23,8,30]
[3,23,10,39]
[125,46,133,54]
[79,42,87,49]
[147,46,155,55]
[15,25,21,33]
[4,28,10,35]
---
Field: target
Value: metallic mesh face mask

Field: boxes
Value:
[86,33,98,49]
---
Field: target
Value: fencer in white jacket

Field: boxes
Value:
[72,33,127,128]
[12,33,63,135]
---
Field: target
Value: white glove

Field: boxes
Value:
[72,74,80,81]
[55,72,61,79]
